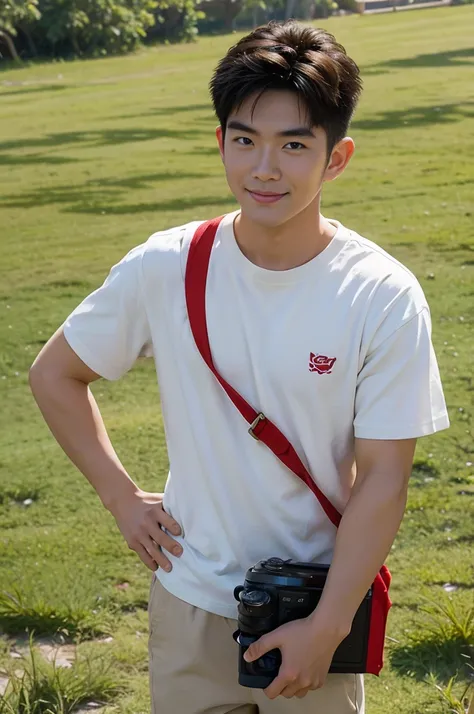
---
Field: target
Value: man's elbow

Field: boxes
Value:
[29,357,55,399]
[29,329,100,388]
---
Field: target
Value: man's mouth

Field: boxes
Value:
[246,189,288,204]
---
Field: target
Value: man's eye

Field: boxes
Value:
[285,142,306,150]
[235,137,253,146]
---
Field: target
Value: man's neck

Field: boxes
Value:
[233,202,337,272]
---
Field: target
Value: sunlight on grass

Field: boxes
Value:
[420,596,474,644]
[390,593,474,683]
[0,590,112,640]
[426,671,473,714]
[0,636,123,714]
[1,7,473,713]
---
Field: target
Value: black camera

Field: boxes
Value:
[233,557,372,689]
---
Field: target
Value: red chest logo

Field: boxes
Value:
[309,353,336,374]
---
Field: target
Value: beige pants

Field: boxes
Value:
[148,576,364,714]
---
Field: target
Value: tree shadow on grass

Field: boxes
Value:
[352,101,474,132]
[0,85,72,98]
[0,127,209,167]
[389,635,472,684]
[0,154,79,166]
[107,102,212,121]
[364,47,474,75]
[1,127,208,153]
[438,534,474,550]
[72,194,237,215]
[327,189,430,212]
[93,171,213,191]
[430,581,474,591]
[0,171,232,215]
[409,457,439,488]
[1,171,210,208]
[188,146,219,157]
[454,535,474,546]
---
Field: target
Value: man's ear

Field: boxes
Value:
[323,137,355,183]
[216,126,225,161]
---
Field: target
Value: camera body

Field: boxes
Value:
[233,558,372,689]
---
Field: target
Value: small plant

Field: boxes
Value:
[0,635,123,713]
[0,486,42,506]
[420,596,474,645]
[426,670,473,714]
[390,593,473,682]
[411,457,439,484]
[0,589,111,640]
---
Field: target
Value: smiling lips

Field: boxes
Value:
[247,189,288,204]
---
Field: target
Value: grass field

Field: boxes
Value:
[1,6,473,712]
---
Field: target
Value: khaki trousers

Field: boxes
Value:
[148,575,364,714]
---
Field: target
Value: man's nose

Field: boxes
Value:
[251,149,281,182]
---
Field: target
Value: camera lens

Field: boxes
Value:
[240,591,271,608]
[234,585,245,601]
[237,589,276,633]
[256,650,280,673]
[236,633,256,648]
[237,634,280,677]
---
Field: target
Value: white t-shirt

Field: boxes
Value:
[63,210,449,617]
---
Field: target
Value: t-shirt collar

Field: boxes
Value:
[215,210,349,285]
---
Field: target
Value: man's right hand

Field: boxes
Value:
[109,489,183,571]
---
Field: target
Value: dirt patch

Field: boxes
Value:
[0,673,9,695]
[9,635,77,668]
[1,634,113,705]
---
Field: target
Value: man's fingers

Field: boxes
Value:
[142,537,173,571]
[264,668,312,700]
[152,505,181,536]
[295,687,311,699]
[244,633,278,663]
[147,522,183,557]
[280,683,303,699]
[134,544,158,571]
[263,672,289,700]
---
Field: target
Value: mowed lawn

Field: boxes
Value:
[1,6,473,713]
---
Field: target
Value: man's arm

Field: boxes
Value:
[244,437,416,700]
[308,437,415,634]
[30,327,132,509]
[29,328,182,571]
[312,439,416,634]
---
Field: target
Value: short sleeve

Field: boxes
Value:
[63,245,152,381]
[354,307,450,439]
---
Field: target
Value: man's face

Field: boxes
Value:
[216,90,339,228]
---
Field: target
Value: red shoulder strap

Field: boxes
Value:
[185,217,342,529]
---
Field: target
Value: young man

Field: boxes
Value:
[29,20,449,714]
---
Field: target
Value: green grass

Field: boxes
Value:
[0,587,113,639]
[0,636,123,713]
[390,593,474,682]
[1,6,474,712]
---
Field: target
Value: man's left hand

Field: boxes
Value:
[243,615,347,700]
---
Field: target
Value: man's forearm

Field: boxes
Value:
[309,471,407,637]
[29,370,138,511]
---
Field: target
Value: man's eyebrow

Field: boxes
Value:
[227,120,316,138]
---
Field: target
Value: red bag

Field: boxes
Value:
[185,216,392,675]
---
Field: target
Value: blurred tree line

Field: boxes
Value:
[0,0,357,61]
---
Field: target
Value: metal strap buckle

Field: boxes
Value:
[248,412,266,440]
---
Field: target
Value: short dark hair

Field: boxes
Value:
[210,20,362,159]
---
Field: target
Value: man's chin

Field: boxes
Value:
[240,200,293,228]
